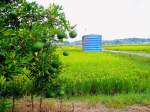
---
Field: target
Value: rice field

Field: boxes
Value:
[59,47,150,96]
[104,45,150,53]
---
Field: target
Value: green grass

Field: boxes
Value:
[59,47,150,96]
[64,93,150,108]
[104,44,150,53]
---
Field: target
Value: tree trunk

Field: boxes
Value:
[12,96,15,112]
[59,99,63,112]
[71,103,74,112]
[31,94,34,112]
[39,97,42,112]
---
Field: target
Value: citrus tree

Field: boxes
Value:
[0,0,77,111]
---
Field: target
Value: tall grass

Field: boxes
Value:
[59,47,150,96]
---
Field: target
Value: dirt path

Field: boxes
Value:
[8,100,150,112]
[104,50,150,58]
[72,103,150,112]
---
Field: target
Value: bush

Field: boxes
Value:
[0,98,12,112]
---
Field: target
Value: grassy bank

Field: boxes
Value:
[104,45,150,53]
[64,93,150,108]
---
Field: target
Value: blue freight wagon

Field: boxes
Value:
[82,34,102,52]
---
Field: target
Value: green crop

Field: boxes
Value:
[58,47,150,96]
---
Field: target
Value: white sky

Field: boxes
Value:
[28,0,150,41]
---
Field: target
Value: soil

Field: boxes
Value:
[7,99,150,112]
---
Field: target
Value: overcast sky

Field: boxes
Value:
[28,0,150,41]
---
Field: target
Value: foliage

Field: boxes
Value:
[0,98,12,112]
[1,75,30,98]
[0,0,77,101]
[0,76,6,96]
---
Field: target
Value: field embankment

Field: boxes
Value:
[7,97,150,112]
[104,45,150,53]
[104,50,150,58]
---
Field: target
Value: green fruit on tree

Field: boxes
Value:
[32,41,44,52]
[69,30,77,38]
[59,90,65,96]
[57,31,66,39]
[63,51,69,56]
[51,60,61,69]
[48,67,57,74]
